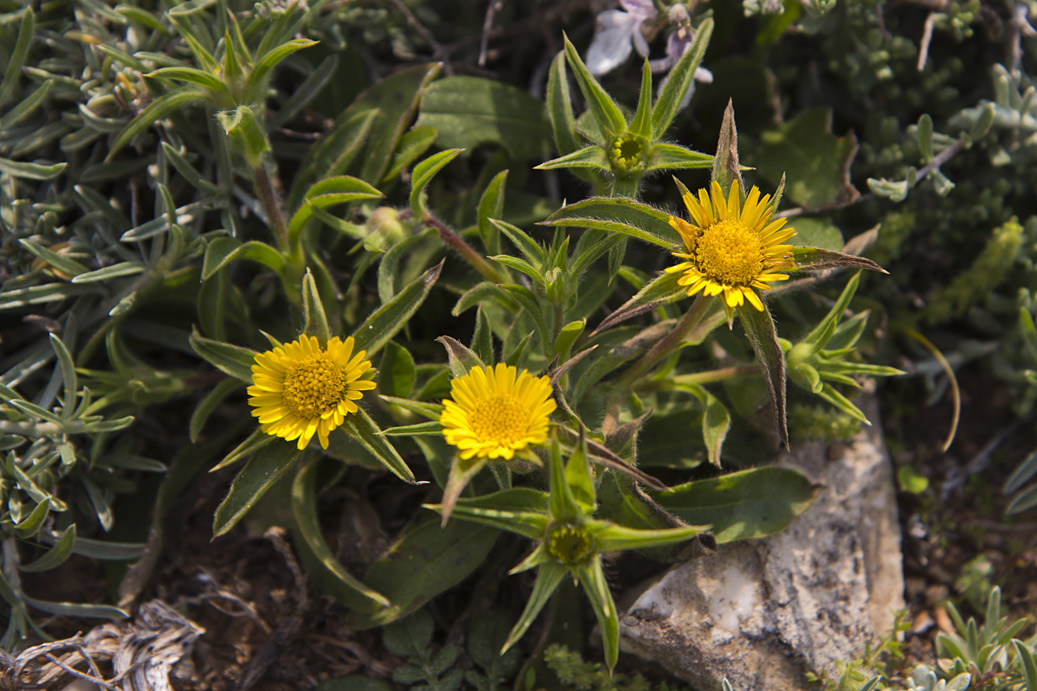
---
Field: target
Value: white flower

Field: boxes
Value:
[586,0,658,76]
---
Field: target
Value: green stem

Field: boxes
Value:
[616,295,710,387]
[252,163,291,255]
[424,215,507,283]
[0,421,61,437]
[610,175,640,199]
[637,364,760,391]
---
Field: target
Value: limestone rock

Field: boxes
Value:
[621,405,904,691]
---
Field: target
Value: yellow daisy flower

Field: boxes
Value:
[247,334,376,450]
[665,179,796,315]
[440,364,557,460]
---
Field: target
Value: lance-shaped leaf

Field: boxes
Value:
[439,455,487,526]
[288,176,383,244]
[477,170,508,256]
[790,247,888,273]
[546,51,580,156]
[654,467,819,543]
[593,519,707,553]
[341,408,416,483]
[711,100,743,196]
[737,304,788,448]
[652,18,713,139]
[535,145,611,172]
[351,517,499,629]
[410,148,464,219]
[201,237,286,279]
[645,143,713,171]
[353,261,443,357]
[108,88,207,160]
[677,383,731,468]
[424,488,551,540]
[628,59,654,139]
[189,329,257,383]
[591,270,685,336]
[213,441,301,536]
[543,197,679,249]
[501,562,566,654]
[301,270,331,343]
[247,38,318,97]
[19,525,76,573]
[0,8,34,105]
[292,459,390,608]
[437,335,485,378]
[562,33,626,138]
[577,558,620,672]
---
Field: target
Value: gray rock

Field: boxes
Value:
[621,403,904,691]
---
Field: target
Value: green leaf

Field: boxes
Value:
[679,383,731,468]
[756,108,860,209]
[491,219,546,266]
[107,88,207,159]
[477,170,508,257]
[353,261,443,357]
[1,79,52,129]
[409,148,464,219]
[189,329,257,383]
[562,33,626,138]
[737,304,788,448]
[645,143,713,172]
[201,237,286,279]
[291,459,390,608]
[379,342,416,398]
[0,8,34,105]
[383,125,438,181]
[341,408,416,483]
[429,488,551,540]
[13,498,51,540]
[213,441,301,536]
[535,145,611,172]
[554,320,585,359]
[247,38,318,97]
[440,455,489,526]
[20,525,76,573]
[351,517,499,629]
[501,563,565,653]
[628,59,654,139]
[711,100,742,195]
[302,270,332,342]
[917,113,934,162]
[545,51,580,157]
[416,76,550,160]
[0,157,66,180]
[654,467,819,543]
[68,262,144,283]
[48,333,77,414]
[287,176,383,245]
[652,18,713,139]
[147,66,225,91]
[577,558,619,672]
[437,335,486,378]
[22,596,128,621]
[790,247,887,274]
[543,197,679,249]
[591,270,685,336]
[788,218,843,252]
[211,429,275,472]
[595,520,706,553]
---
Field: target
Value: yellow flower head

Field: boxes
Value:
[247,334,375,450]
[665,179,796,315]
[440,363,557,461]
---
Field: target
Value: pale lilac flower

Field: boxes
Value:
[586,0,658,76]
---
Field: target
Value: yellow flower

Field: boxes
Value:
[665,179,796,315]
[440,364,557,460]
[247,334,375,450]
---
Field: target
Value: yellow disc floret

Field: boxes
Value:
[248,334,375,450]
[440,363,556,460]
[665,179,796,317]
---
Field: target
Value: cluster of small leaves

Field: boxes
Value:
[834,587,1037,691]
[538,644,690,691]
